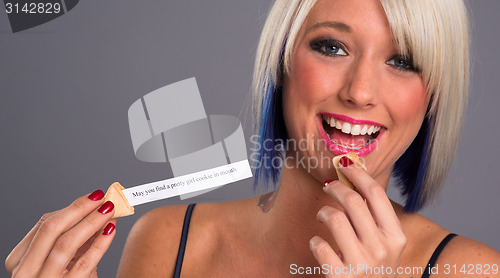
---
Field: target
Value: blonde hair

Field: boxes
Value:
[252,0,470,211]
[252,0,317,124]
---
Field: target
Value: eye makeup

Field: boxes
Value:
[386,54,421,73]
[310,38,348,57]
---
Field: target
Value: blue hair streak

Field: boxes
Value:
[253,83,288,189]
[393,117,431,213]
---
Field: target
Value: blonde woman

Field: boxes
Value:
[6,0,500,277]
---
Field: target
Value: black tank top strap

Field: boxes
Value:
[173,203,196,278]
[421,233,457,278]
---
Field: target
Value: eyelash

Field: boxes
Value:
[309,38,420,73]
[386,55,420,73]
[310,39,348,57]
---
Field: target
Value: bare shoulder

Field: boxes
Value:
[116,204,190,278]
[116,201,245,277]
[435,235,500,276]
[397,208,500,277]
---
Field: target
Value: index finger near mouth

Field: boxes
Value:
[338,166,401,234]
[14,193,105,275]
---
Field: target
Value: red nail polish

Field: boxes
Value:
[88,190,105,201]
[102,223,115,235]
[340,156,354,167]
[98,201,114,214]
[323,179,334,187]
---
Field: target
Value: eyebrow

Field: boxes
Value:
[306,21,352,33]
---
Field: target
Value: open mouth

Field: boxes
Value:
[320,114,384,153]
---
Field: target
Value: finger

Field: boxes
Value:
[309,236,343,266]
[338,160,401,234]
[5,210,58,274]
[67,220,116,278]
[317,206,361,259]
[14,190,105,277]
[323,181,380,243]
[69,230,101,268]
[39,201,115,276]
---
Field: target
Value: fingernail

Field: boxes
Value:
[309,236,321,251]
[98,201,114,214]
[102,223,115,235]
[340,156,354,167]
[323,179,334,187]
[88,190,105,201]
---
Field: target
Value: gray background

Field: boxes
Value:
[1,1,498,277]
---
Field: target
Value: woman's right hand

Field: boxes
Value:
[5,190,117,277]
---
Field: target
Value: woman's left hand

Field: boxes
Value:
[310,157,407,277]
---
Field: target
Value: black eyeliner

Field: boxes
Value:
[310,38,348,57]
[388,54,421,73]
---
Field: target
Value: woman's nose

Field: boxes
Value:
[338,59,378,108]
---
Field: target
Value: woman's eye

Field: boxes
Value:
[310,39,348,56]
[387,55,419,72]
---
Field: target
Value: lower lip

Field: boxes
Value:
[316,116,384,157]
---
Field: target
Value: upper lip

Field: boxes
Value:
[321,113,384,127]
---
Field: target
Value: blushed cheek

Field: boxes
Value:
[287,49,334,105]
[408,84,428,118]
[282,52,322,141]
[394,83,428,135]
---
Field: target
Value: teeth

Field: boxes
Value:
[335,120,342,129]
[341,122,351,133]
[323,115,382,136]
[360,125,368,135]
[351,125,361,135]
[367,125,374,135]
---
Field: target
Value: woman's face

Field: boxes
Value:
[282,0,428,183]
